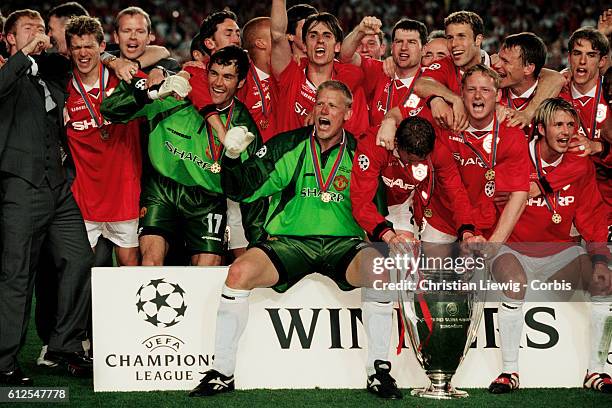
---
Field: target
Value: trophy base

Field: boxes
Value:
[411,383,469,399]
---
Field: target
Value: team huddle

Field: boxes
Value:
[0,0,611,399]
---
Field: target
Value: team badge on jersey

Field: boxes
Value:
[256,145,267,158]
[596,103,607,123]
[358,154,370,171]
[408,106,423,117]
[403,94,421,109]
[482,134,493,154]
[333,175,349,191]
[427,63,441,70]
[411,163,428,181]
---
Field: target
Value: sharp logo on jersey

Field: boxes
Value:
[528,196,575,207]
[135,79,147,90]
[357,154,370,171]
[381,176,416,190]
[411,163,428,181]
[452,152,486,168]
[333,175,349,191]
[376,100,387,113]
[165,141,207,169]
[256,145,267,158]
[294,102,310,117]
[427,63,441,70]
[596,103,607,123]
[408,106,423,117]
[403,94,420,109]
[72,118,99,131]
[300,188,344,202]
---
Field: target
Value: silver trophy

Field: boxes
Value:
[398,255,486,399]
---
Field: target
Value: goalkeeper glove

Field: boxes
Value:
[224,126,255,159]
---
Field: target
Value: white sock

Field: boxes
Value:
[497,299,524,374]
[362,300,393,376]
[588,298,612,374]
[212,285,250,377]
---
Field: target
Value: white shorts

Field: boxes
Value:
[494,245,586,283]
[386,196,418,235]
[421,223,457,244]
[85,219,139,248]
[226,199,248,250]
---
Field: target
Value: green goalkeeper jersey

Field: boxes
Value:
[222,126,365,238]
[100,79,261,193]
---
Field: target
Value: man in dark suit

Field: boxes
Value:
[0,9,94,385]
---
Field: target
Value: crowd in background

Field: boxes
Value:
[1,0,608,67]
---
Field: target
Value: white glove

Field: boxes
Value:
[157,75,192,99]
[223,126,255,159]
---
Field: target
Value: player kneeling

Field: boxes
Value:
[189,80,402,399]
[488,98,612,394]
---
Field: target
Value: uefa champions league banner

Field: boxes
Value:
[92,267,610,392]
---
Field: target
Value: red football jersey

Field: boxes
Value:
[431,119,530,238]
[361,58,424,127]
[350,126,474,240]
[65,69,142,222]
[184,64,213,110]
[508,140,609,258]
[421,56,462,96]
[272,59,370,136]
[237,62,276,141]
[500,82,538,137]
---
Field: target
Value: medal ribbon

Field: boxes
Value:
[460,116,500,170]
[532,142,560,215]
[205,101,235,162]
[421,157,435,207]
[309,129,346,194]
[574,77,603,140]
[385,69,421,113]
[250,65,270,117]
[73,64,106,130]
[506,89,534,111]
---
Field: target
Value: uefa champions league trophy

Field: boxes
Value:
[398,254,486,399]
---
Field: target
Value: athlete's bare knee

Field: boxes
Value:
[226,259,257,290]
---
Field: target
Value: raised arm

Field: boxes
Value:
[339,16,382,66]
[271,0,293,79]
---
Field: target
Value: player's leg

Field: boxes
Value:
[190,247,280,397]
[343,241,402,399]
[227,199,248,259]
[179,187,226,267]
[584,259,612,393]
[103,220,140,266]
[138,174,177,266]
[489,249,527,393]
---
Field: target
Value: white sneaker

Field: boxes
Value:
[36,345,59,367]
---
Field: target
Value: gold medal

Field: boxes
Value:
[551,212,562,224]
[424,208,433,218]
[485,168,495,181]
[210,162,221,174]
[321,191,332,203]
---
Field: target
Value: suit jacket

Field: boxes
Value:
[0,51,71,188]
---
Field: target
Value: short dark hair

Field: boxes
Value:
[568,26,610,57]
[427,29,446,41]
[199,10,238,55]
[207,45,250,82]
[48,2,88,20]
[396,116,436,158]
[65,15,104,47]
[391,18,428,45]
[190,32,206,58]
[114,7,151,34]
[502,32,547,78]
[302,12,343,44]
[287,3,318,36]
[4,9,42,37]
[444,11,484,38]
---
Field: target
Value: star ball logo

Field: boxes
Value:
[136,278,187,328]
